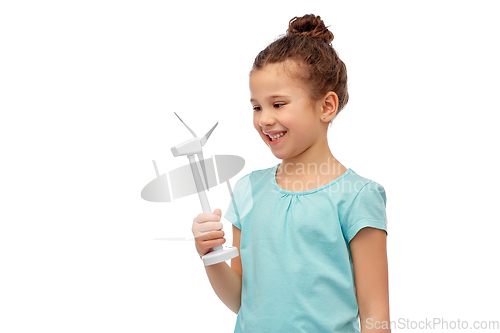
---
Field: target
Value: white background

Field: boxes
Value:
[1,1,499,332]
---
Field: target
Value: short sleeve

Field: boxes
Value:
[223,173,253,230]
[341,180,388,243]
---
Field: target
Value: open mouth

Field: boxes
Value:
[266,131,287,145]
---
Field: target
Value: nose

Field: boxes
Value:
[258,107,276,128]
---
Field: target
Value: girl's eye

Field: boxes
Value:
[274,103,284,108]
[253,106,262,112]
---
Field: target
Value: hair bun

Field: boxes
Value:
[287,14,334,43]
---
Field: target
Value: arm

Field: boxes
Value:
[350,227,391,333]
[203,224,242,314]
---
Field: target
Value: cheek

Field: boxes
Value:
[253,115,265,137]
[275,114,294,130]
[287,117,314,138]
[253,114,260,129]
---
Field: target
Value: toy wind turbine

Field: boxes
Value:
[169,113,239,266]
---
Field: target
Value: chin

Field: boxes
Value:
[270,150,288,160]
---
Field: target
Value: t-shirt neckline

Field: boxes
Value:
[272,163,353,195]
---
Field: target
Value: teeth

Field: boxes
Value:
[270,131,286,141]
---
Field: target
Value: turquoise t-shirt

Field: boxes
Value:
[224,163,388,333]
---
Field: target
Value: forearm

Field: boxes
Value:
[203,261,242,314]
[360,314,391,333]
[351,228,391,332]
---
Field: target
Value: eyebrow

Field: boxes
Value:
[250,95,291,103]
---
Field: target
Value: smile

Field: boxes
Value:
[266,131,287,146]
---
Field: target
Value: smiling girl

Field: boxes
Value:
[192,14,390,333]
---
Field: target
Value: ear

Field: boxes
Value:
[321,91,339,121]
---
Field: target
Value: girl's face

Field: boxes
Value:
[249,62,325,161]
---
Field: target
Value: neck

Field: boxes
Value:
[278,140,342,177]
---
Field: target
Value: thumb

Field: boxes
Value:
[213,208,222,218]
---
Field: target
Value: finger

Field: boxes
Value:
[198,221,223,233]
[195,230,224,242]
[193,221,223,238]
[199,237,226,249]
[193,213,222,223]
[193,226,224,240]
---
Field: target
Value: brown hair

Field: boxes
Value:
[251,14,349,116]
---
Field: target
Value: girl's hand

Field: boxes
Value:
[192,208,226,257]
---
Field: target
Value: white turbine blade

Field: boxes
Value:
[196,151,210,192]
[200,122,218,146]
[152,160,160,177]
[174,112,197,137]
